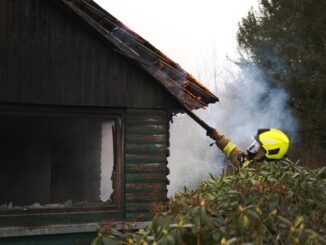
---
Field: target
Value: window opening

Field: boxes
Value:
[100,122,115,202]
[0,114,118,211]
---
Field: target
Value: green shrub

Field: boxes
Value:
[92,159,326,244]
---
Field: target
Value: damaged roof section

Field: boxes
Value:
[60,0,219,111]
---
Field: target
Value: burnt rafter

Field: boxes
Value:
[59,0,219,111]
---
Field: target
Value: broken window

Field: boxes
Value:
[0,113,120,211]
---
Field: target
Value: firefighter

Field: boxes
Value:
[207,128,290,168]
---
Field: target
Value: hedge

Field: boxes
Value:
[92,159,326,245]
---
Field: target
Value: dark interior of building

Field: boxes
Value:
[0,114,115,209]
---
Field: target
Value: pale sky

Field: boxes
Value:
[95,0,257,78]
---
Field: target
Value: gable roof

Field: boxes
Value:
[59,0,219,111]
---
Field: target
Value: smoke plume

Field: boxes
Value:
[167,61,298,196]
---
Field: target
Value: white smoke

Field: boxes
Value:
[167,60,298,196]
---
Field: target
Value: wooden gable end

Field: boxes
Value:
[0,0,182,110]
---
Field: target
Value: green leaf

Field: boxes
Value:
[277,216,292,226]
[294,216,304,228]
[91,236,101,245]
[247,210,260,221]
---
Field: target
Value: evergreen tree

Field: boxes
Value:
[237,0,326,163]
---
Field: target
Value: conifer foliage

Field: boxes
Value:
[237,0,326,154]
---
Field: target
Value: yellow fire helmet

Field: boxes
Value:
[255,128,290,160]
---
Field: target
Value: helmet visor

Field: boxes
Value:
[247,138,260,155]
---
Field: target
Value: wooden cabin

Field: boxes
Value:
[0,0,218,243]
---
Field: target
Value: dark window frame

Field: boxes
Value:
[0,104,125,227]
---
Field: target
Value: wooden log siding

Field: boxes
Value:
[125,109,170,220]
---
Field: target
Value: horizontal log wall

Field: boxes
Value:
[125,109,170,220]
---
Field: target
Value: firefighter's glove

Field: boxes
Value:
[206,128,222,141]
